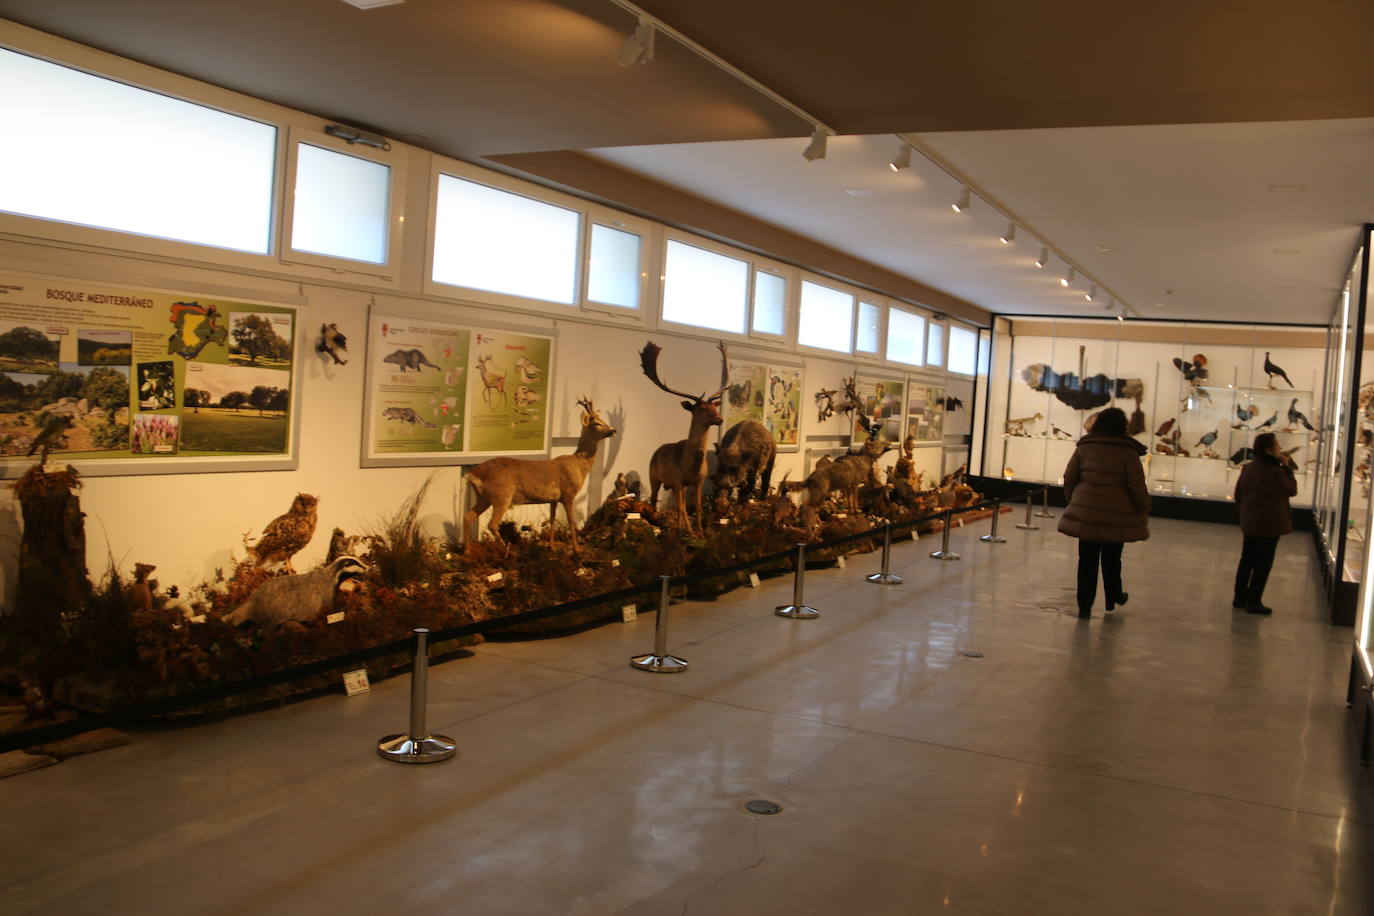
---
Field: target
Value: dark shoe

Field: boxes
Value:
[1077,610,1092,619]
[1232,598,1246,609]
[1245,604,1273,615]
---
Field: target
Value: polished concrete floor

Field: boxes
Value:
[2,516,1372,915]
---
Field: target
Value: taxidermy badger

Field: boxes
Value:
[222,556,366,628]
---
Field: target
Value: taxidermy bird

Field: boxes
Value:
[1172,354,1209,383]
[1154,417,1176,437]
[1194,430,1218,449]
[1263,351,1294,388]
[244,493,319,571]
[1051,425,1074,440]
[1229,447,1255,466]
[1233,404,1258,428]
[1288,399,1315,431]
[1256,412,1278,430]
[316,323,348,366]
[26,413,73,460]
[221,556,366,628]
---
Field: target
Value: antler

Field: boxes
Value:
[640,340,731,403]
[575,395,595,422]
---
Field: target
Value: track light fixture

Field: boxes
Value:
[889,143,912,172]
[1060,266,1075,287]
[1034,247,1048,268]
[1084,284,1096,302]
[1000,222,1016,245]
[617,16,656,66]
[801,128,827,162]
[1105,297,1115,311]
[952,186,971,213]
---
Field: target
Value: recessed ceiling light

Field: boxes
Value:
[340,0,404,8]
[1271,248,1301,255]
[844,189,875,197]
[1268,184,1306,193]
[1095,244,1115,253]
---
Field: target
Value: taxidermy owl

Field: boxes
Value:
[221,556,366,628]
[245,493,319,571]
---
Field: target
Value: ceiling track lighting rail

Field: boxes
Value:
[894,134,1137,319]
[606,0,834,159]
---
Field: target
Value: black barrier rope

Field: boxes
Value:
[0,488,1043,753]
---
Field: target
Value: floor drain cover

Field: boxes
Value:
[745,800,783,815]
[960,650,984,658]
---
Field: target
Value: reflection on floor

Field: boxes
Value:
[2,517,1372,914]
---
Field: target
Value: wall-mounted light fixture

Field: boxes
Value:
[1035,247,1049,268]
[1000,222,1016,245]
[1060,266,1075,288]
[889,143,912,172]
[952,187,971,213]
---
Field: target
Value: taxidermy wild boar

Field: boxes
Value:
[712,419,777,501]
[221,556,366,628]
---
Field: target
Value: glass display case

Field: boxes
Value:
[1342,229,1373,677]
[983,319,1326,507]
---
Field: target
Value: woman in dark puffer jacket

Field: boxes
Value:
[1057,407,1151,619]
[1232,431,1297,615]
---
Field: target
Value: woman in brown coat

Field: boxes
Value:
[1057,407,1151,618]
[1232,431,1297,615]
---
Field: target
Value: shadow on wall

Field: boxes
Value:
[0,499,18,611]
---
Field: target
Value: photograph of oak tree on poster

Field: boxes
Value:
[179,362,289,453]
[229,312,293,368]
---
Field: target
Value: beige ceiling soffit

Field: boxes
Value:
[902,134,1136,320]
[1009,320,1326,348]
[487,149,990,326]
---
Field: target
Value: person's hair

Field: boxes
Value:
[1092,407,1128,437]
[1252,431,1277,457]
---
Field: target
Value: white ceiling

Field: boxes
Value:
[588,118,1374,324]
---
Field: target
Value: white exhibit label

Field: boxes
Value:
[326,611,345,624]
[748,573,761,588]
[622,604,637,622]
[342,669,371,696]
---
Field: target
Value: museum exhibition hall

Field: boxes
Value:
[0,1,1372,913]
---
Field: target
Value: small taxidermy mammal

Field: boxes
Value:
[130,562,156,613]
[221,556,366,628]
[316,323,348,366]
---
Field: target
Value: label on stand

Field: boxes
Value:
[486,572,503,583]
[326,612,345,624]
[342,669,371,696]
[626,512,641,520]
[748,573,761,588]
[621,604,637,622]
[836,555,846,568]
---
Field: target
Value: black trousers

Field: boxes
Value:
[1234,535,1279,606]
[1077,540,1124,614]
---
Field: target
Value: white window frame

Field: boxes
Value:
[794,272,858,357]
[747,256,795,345]
[0,27,287,273]
[885,304,928,367]
[854,295,885,361]
[424,156,586,315]
[657,229,757,342]
[579,206,654,322]
[926,316,947,368]
[946,322,979,377]
[278,126,405,279]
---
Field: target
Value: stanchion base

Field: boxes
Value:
[929,550,961,561]
[377,733,456,764]
[1033,511,1056,519]
[979,535,1007,543]
[775,604,821,619]
[630,653,689,673]
[866,573,904,584]
[1015,523,1040,530]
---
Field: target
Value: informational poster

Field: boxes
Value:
[907,383,947,442]
[0,270,299,476]
[854,374,905,442]
[722,357,803,450]
[363,311,554,465]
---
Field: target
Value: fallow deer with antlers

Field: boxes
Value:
[640,339,728,535]
[464,397,616,552]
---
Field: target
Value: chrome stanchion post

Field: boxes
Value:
[631,575,689,672]
[776,543,821,618]
[867,520,904,584]
[1015,490,1040,530]
[930,509,962,560]
[377,628,456,764]
[1034,486,1056,519]
[980,498,1006,543]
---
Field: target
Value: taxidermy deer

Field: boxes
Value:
[640,340,729,535]
[713,418,777,501]
[800,414,890,527]
[464,397,616,552]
